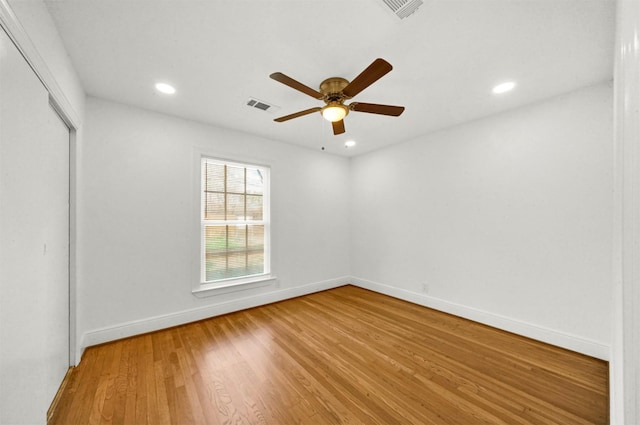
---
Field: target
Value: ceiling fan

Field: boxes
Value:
[270,58,405,135]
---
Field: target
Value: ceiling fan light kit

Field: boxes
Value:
[270,58,405,135]
[322,103,348,122]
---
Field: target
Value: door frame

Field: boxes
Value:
[49,96,73,365]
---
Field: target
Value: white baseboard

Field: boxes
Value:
[77,275,610,363]
[77,275,349,361]
[350,276,610,361]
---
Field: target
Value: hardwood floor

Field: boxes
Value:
[50,285,608,424]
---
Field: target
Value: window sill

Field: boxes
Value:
[192,274,277,298]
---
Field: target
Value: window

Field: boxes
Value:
[200,157,270,286]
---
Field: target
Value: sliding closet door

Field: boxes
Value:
[0,27,70,424]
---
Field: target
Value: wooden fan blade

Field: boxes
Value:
[350,102,405,116]
[274,107,321,122]
[270,72,324,100]
[332,119,345,135]
[342,58,393,98]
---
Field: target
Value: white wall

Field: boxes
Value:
[8,0,85,120]
[7,0,85,364]
[77,97,351,355]
[350,83,613,358]
[80,85,613,359]
[1,1,85,423]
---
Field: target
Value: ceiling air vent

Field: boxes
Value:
[381,0,423,19]
[246,97,279,113]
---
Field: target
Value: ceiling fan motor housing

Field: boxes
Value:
[319,77,350,122]
[320,77,350,101]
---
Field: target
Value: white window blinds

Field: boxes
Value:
[201,157,269,283]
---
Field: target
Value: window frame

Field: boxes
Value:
[193,153,275,297]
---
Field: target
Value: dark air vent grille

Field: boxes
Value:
[246,97,279,113]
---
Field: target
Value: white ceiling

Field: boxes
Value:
[43,0,614,156]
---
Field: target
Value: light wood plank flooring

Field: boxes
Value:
[50,285,608,424]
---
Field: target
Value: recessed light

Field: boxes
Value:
[155,82,176,94]
[345,140,356,148]
[492,81,516,94]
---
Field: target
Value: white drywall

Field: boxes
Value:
[350,83,613,350]
[6,0,86,365]
[76,97,351,355]
[1,1,85,423]
[8,0,85,120]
